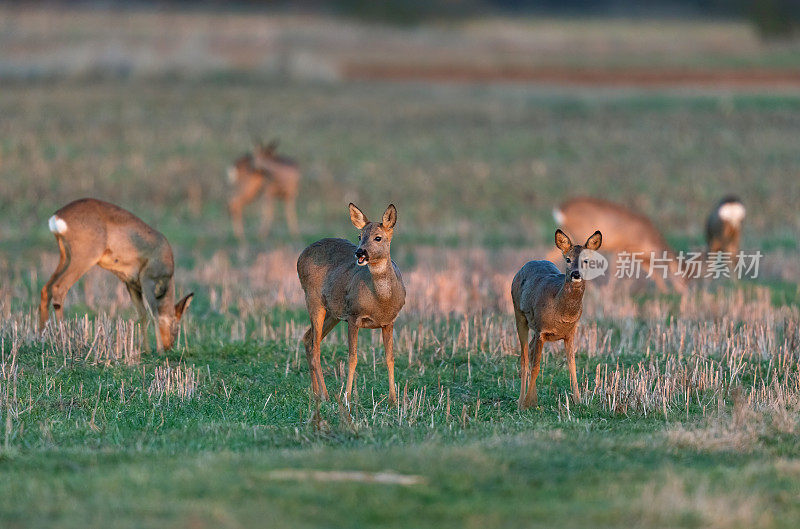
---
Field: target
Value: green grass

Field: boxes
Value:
[2,324,800,528]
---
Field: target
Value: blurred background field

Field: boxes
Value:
[0,2,799,528]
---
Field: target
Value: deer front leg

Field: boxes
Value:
[564,332,580,404]
[141,279,164,353]
[39,238,70,331]
[302,327,320,396]
[523,333,543,410]
[39,285,52,331]
[514,309,530,410]
[382,323,397,404]
[48,243,100,325]
[126,284,150,353]
[345,322,359,405]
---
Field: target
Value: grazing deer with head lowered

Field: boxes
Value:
[39,198,194,352]
[297,203,406,404]
[513,229,602,410]
[226,139,300,239]
[706,195,745,255]
[550,197,687,294]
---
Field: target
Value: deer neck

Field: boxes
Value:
[367,258,396,300]
[557,280,585,321]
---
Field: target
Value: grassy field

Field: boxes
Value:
[1,12,800,527]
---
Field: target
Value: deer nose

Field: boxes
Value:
[570,270,581,280]
[355,248,367,259]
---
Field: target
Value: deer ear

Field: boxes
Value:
[585,230,602,251]
[382,204,397,229]
[175,293,194,320]
[349,203,368,229]
[555,229,572,253]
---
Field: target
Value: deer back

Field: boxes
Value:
[253,151,300,199]
[556,197,672,256]
[55,198,174,287]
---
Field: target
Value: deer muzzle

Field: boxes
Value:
[355,248,369,266]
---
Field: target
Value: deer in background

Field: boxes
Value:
[39,198,194,352]
[513,229,602,410]
[297,204,406,405]
[706,195,745,255]
[226,140,300,239]
[550,197,687,294]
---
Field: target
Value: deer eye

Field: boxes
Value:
[374,236,382,242]
[565,258,571,263]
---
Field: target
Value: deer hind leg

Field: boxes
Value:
[523,333,543,410]
[316,315,340,399]
[564,332,580,404]
[303,306,335,400]
[39,237,70,331]
[345,322,359,405]
[382,323,397,404]
[301,327,319,394]
[47,240,102,326]
[514,309,530,410]
[284,196,299,238]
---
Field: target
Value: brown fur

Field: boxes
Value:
[227,141,300,238]
[297,204,406,404]
[550,196,687,294]
[512,229,602,410]
[706,196,745,255]
[39,198,193,351]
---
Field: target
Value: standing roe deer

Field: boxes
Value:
[706,195,745,255]
[550,197,687,294]
[513,229,602,410]
[39,198,194,352]
[297,204,406,404]
[226,140,300,239]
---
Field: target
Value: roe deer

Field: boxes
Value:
[39,198,194,352]
[297,203,406,404]
[512,229,602,410]
[550,197,687,294]
[226,140,300,239]
[706,195,745,255]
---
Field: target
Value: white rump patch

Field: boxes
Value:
[718,202,746,224]
[226,166,237,184]
[552,208,565,225]
[48,215,67,234]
